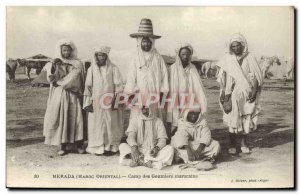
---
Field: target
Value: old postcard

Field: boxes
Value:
[6,6,295,188]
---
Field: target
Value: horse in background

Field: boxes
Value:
[201,61,219,78]
[16,59,49,79]
[260,56,281,79]
[283,57,294,80]
[6,58,19,81]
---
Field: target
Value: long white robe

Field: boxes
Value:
[167,44,207,128]
[43,59,85,146]
[83,57,124,153]
[124,38,169,120]
[216,34,263,134]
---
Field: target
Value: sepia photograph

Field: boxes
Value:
[6,6,295,188]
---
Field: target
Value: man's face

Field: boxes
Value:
[141,107,150,117]
[141,37,152,52]
[230,41,243,56]
[61,45,72,59]
[179,48,192,65]
[96,52,107,66]
[186,111,200,123]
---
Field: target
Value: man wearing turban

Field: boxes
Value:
[83,46,124,155]
[124,18,169,120]
[216,33,263,154]
[43,39,85,156]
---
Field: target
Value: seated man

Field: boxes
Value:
[119,106,174,170]
[171,109,221,165]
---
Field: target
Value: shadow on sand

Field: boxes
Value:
[7,137,45,149]
[6,120,44,148]
[212,122,293,163]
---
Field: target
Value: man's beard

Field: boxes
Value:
[62,54,71,59]
[97,60,106,66]
[141,45,152,52]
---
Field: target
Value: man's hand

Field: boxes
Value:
[220,91,225,103]
[222,93,232,114]
[52,81,58,87]
[85,104,94,113]
[224,94,231,102]
[248,78,258,103]
[248,89,257,103]
[51,62,57,74]
[52,62,57,70]
[150,146,160,158]
[185,145,196,161]
[195,144,205,160]
[131,146,140,163]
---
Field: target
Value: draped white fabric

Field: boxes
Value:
[83,47,124,151]
[167,44,207,127]
[43,39,84,146]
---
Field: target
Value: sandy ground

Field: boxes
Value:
[6,73,295,188]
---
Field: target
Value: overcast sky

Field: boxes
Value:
[6,6,294,60]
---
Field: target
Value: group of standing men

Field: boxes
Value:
[43,18,263,170]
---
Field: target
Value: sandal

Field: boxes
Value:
[144,161,153,168]
[228,147,237,155]
[94,149,104,156]
[77,148,86,154]
[58,150,68,156]
[241,147,251,154]
[111,145,119,153]
[129,160,139,168]
[86,147,104,155]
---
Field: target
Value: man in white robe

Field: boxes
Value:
[119,107,174,170]
[124,18,169,120]
[171,109,220,166]
[167,44,207,139]
[43,39,85,156]
[83,46,124,155]
[216,33,263,154]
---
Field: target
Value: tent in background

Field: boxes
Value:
[27,54,52,61]
[30,54,52,87]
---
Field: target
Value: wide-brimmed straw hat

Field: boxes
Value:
[130,18,161,39]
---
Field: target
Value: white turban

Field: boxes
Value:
[94,46,111,55]
[227,33,249,57]
[55,39,78,60]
